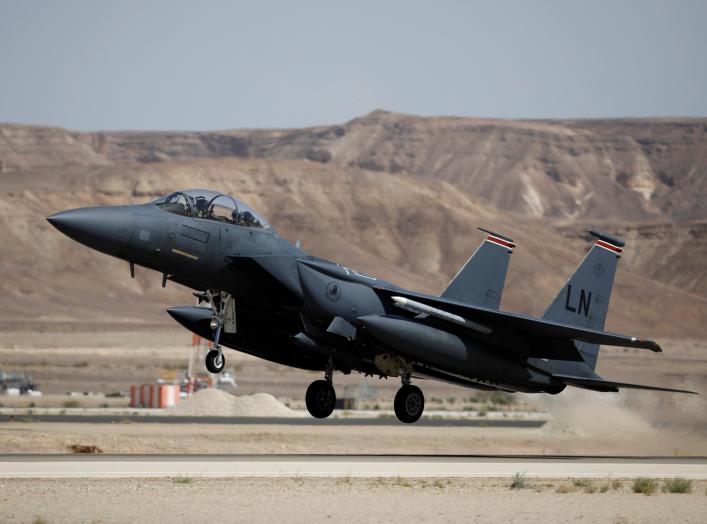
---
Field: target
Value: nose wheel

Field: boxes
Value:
[205,350,225,374]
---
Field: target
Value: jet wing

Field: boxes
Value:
[552,374,698,394]
[373,287,662,353]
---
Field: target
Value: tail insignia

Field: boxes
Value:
[564,284,592,317]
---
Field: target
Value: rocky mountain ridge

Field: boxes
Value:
[0,112,705,338]
[2,111,706,221]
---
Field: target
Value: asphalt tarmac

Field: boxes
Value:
[2,454,706,479]
[0,414,545,427]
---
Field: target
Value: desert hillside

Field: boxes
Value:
[0,111,705,339]
[3,111,706,221]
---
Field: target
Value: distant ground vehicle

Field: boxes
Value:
[0,370,39,395]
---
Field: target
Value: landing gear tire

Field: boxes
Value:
[394,384,425,424]
[205,350,225,374]
[305,380,336,419]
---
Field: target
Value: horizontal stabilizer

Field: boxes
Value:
[553,374,698,395]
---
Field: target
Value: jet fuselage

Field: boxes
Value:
[48,188,689,423]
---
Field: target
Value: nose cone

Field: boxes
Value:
[47,206,133,256]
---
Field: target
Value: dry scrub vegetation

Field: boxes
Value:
[2,477,705,524]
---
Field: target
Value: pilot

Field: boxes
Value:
[193,196,209,218]
[240,211,259,227]
[164,193,189,216]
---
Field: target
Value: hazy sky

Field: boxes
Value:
[1,0,705,130]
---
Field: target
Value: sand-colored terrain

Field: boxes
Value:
[2,112,707,335]
[1,330,704,400]
[0,329,705,457]
[1,417,705,456]
[1,477,706,524]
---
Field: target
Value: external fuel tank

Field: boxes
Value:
[359,314,533,384]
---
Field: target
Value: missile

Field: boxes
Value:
[391,296,492,334]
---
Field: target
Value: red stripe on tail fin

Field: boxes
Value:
[486,235,515,249]
[595,240,623,254]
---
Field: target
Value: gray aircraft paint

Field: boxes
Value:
[441,229,515,309]
[46,189,697,412]
[530,235,621,377]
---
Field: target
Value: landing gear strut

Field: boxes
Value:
[394,368,425,424]
[198,290,233,374]
[305,361,336,419]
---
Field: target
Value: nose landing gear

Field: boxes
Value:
[198,290,234,374]
[305,360,336,419]
[394,368,425,424]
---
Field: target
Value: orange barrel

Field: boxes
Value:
[130,385,138,408]
[139,384,147,408]
[149,384,157,408]
[158,384,180,408]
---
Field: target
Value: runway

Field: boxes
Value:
[2,454,706,479]
[0,414,545,428]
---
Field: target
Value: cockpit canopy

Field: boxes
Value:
[151,189,269,228]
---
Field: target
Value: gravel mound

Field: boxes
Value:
[167,388,300,417]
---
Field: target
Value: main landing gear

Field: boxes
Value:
[199,290,233,374]
[394,369,425,424]
[301,357,425,423]
[305,361,336,419]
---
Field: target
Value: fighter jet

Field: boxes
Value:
[47,189,696,423]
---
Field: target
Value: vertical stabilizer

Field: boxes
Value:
[441,228,515,309]
[541,230,624,370]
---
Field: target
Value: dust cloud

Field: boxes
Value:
[524,387,707,442]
